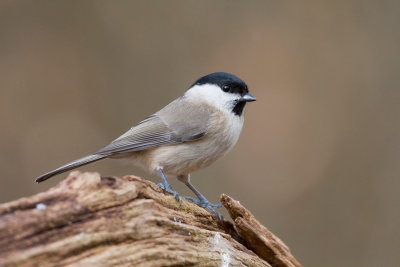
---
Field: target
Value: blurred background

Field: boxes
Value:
[1,1,399,266]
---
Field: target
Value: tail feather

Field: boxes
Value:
[35,154,107,183]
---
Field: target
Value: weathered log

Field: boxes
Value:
[0,171,301,267]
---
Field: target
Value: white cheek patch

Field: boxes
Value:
[186,84,238,111]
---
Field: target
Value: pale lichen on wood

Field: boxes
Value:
[0,171,301,267]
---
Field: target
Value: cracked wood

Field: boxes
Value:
[0,171,301,267]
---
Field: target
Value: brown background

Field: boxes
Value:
[1,1,399,266]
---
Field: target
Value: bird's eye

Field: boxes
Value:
[222,85,230,92]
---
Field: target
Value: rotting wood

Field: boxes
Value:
[0,171,301,267]
[221,195,301,267]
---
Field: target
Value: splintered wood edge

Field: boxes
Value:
[221,194,302,267]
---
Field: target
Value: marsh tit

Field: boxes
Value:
[36,72,256,219]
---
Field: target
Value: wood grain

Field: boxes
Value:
[0,171,301,267]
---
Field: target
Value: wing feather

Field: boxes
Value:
[95,115,177,154]
[95,97,211,155]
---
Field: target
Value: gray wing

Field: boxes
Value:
[95,97,211,155]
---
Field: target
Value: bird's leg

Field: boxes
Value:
[157,168,181,203]
[177,174,223,220]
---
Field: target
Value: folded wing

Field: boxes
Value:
[95,98,210,155]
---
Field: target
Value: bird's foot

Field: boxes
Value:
[185,196,223,220]
[157,182,181,204]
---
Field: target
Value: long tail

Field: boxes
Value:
[35,154,107,183]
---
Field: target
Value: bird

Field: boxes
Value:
[36,72,256,220]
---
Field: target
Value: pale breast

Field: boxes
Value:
[133,109,244,176]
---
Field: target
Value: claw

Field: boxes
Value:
[172,191,182,204]
[184,196,223,220]
[157,182,181,204]
[157,182,165,189]
[184,196,197,203]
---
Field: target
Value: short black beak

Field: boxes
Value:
[240,93,256,102]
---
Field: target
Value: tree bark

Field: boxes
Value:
[0,171,301,267]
